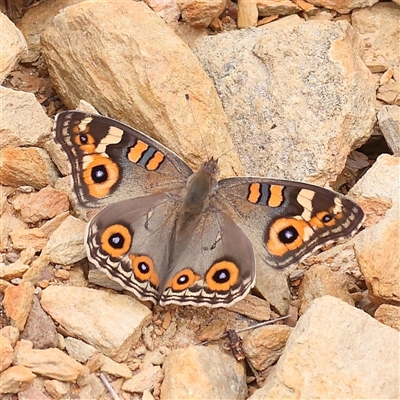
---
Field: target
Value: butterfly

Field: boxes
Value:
[54,111,364,307]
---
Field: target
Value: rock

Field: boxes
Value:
[42,215,86,265]
[40,286,152,361]
[122,364,163,393]
[39,211,70,237]
[377,81,400,106]
[237,0,258,29]
[254,252,291,316]
[65,337,98,363]
[14,346,85,382]
[243,325,291,371]
[299,238,361,280]
[78,373,105,399]
[194,19,375,184]
[306,0,378,13]
[16,0,85,63]
[21,252,51,286]
[0,147,58,190]
[161,345,247,399]
[41,1,242,177]
[298,264,354,314]
[0,13,27,83]
[350,154,400,227]
[0,210,28,251]
[0,325,20,346]
[0,334,14,372]
[352,3,400,67]
[257,0,300,16]
[145,0,181,23]
[43,379,70,399]
[20,295,58,349]
[374,304,400,332]
[0,365,35,394]
[248,296,400,399]
[16,382,52,400]
[9,227,48,251]
[0,256,30,280]
[15,186,69,224]
[355,205,399,305]
[0,87,52,149]
[3,281,35,331]
[177,0,226,27]
[227,294,271,321]
[99,354,132,379]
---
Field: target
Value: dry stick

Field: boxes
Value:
[199,314,290,346]
[99,373,121,400]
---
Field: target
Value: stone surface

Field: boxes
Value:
[378,105,400,156]
[298,264,354,314]
[306,0,378,13]
[41,1,242,177]
[20,295,58,349]
[352,3,400,67]
[0,334,14,372]
[249,296,400,399]
[355,205,399,305]
[3,281,35,331]
[227,294,271,321]
[0,13,27,82]
[0,86,52,149]
[257,0,300,16]
[42,215,86,265]
[0,212,27,252]
[100,354,132,379]
[0,365,35,394]
[377,80,400,106]
[145,0,180,23]
[194,19,375,184]
[9,227,48,251]
[237,0,258,28]
[177,0,226,27]
[40,286,152,361]
[16,0,85,63]
[14,345,85,382]
[43,379,70,399]
[350,154,400,227]
[243,325,291,371]
[374,304,400,332]
[161,345,247,399]
[65,337,98,364]
[122,365,163,393]
[0,147,58,190]
[15,186,69,224]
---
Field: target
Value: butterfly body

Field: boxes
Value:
[54,111,364,307]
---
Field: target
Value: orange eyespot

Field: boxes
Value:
[74,132,96,153]
[205,261,239,291]
[83,155,120,198]
[130,255,159,287]
[166,269,201,291]
[266,218,311,257]
[100,224,132,257]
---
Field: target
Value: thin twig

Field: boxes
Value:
[199,314,290,346]
[99,372,121,400]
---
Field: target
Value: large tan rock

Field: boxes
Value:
[249,296,400,399]
[0,13,27,82]
[41,1,242,177]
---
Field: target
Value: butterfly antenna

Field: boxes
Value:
[185,93,210,160]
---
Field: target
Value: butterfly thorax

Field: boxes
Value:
[175,158,219,234]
